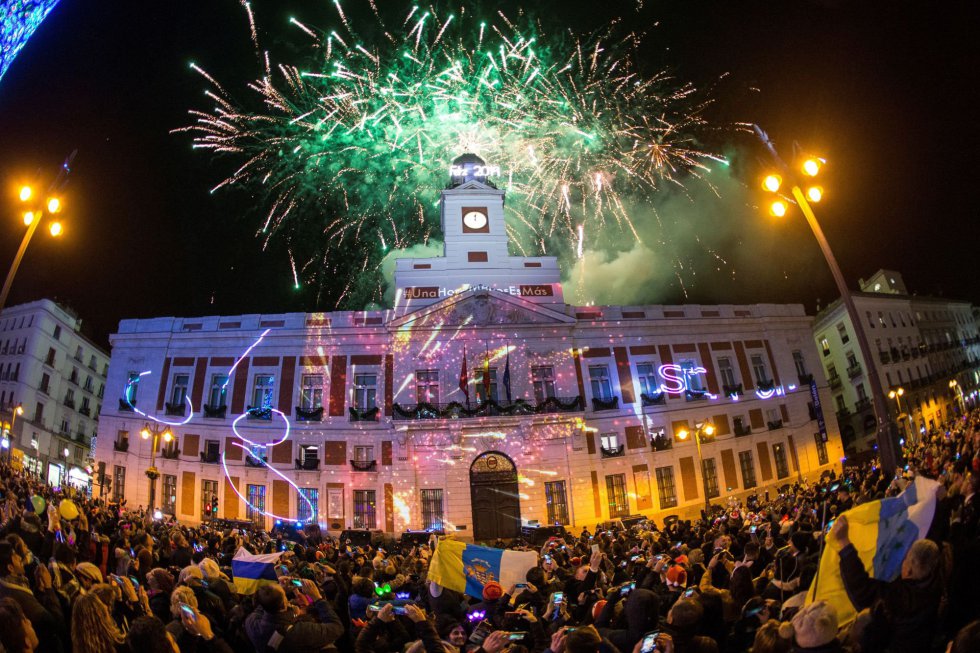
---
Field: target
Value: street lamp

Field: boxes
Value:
[949,380,966,414]
[1,404,23,464]
[676,421,715,514]
[755,125,902,472]
[140,423,172,513]
[888,388,915,441]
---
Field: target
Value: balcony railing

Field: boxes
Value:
[599,444,625,458]
[202,404,227,419]
[165,402,186,416]
[592,396,620,411]
[879,351,891,364]
[854,398,872,412]
[756,379,776,393]
[161,448,180,460]
[797,374,814,386]
[349,406,381,422]
[722,383,743,398]
[79,406,91,417]
[828,375,842,389]
[295,458,320,470]
[113,440,129,452]
[734,424,752,437]
[63,398,76,409]
[640,392,666,407]
[391,396,583,421]
[246,406,273,420]
[200,452,220,464]
[847,363,863,379]
[119,398,135,411]
[836,407,850,419]
[767,419,783,430]
[685,389,708,402]
[296,406,324,422]
[651,435,672,452]
[244,454,268,467]
[350,459,377,472]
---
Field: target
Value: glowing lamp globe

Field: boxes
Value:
[46,197,61,213]
[23,211,34,225]
[19,186,32,202]
[49,222,63,237]
[770,200,787,218]
[806,186,823,202]
[802,159,821,177]
[762,174,782,193]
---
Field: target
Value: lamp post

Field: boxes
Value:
[140,423,172,513]
[949,380,965,414]
[755,125,902,472]
[2,403,24,463]
[887,387,914,439]
[677,421,715,515]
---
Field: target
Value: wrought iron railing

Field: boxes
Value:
[296,406,324,422]
[165,402,186,416]
[723,383,743,398]
[767,419,783,430]
[245,454,268,467]
[295,458,320,470]
[113,440,129,452]
[599,444,625,458]
[203,404,227,419]
[200,452,220,464]
[651,436,672,452]
[641,392,666,406]
[846,363,863,379]
[349,406,380,422]
[246,406,273,420]
[592,396,620,411]
[734,424,752,437]
[756,379,776,392]
[391,396,583,421]
[350,459,377,472]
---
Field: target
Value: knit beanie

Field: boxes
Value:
[666,565,687,587]
[779,600,838,648]
[482,581,503,601]
[591,599,607,621]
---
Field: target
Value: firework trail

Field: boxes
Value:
[177,1,724,308]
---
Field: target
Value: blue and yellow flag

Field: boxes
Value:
[428,539,538,598]
[807,475,938,625]
[232,547,282,595]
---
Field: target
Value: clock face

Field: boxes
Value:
[462,208,489,233]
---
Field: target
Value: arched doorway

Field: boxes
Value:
[470,451,521,541]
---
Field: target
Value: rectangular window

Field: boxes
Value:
[420,489,445,530]
[718,357,737,387]
[544,481,569,525]
[204,439,220,459]
[415,370,439,404]
[354,374,377,410]
[40,373,50,394]
[251,375,275,409]
[605,473,629,518]
[793,351,808,378]
[750,354,768,384]
[679,359,705,391]
[201,479,219,520]
[820,338,830,356]
[738,451,757,489]
[856,384,868,401]
[773,443,790,479]
[474,368,498,403]
[298,488,319,524]
[600,432,620,451]
[52,325,61,340]
[113,465,125,501]
[126,372,140,404]
[635,362,659,396]
[33,402,44,424]
[655,466,677,509]
[246,485,266,525]
[171,374,189,406]
[814,433,829,465]
[702,458,720,498]
[301,445,319,464]
[353,490,377,529]
[589,365,613,400]
[354,445,374,462]
[532,366,556,402]
[162,474,177,514]
[208,374,229,408]
[837,323,850,344]
[301,374,323,410]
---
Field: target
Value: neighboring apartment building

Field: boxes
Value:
[95,155,843,537]
[0,299,109,486]
[813,269,980,454]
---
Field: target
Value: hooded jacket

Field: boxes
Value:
[595,588,661,653]
[244,599,343,653]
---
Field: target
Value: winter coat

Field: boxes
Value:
[244,600,343,653]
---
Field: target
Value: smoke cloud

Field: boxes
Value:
[380,239,445,306]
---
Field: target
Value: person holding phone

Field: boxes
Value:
[244,580,342,653]
[354,603,412,653]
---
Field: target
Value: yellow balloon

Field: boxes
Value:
[59,499,79,520]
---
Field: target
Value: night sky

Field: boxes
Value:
[1,0,977,347]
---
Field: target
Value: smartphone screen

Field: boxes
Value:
[507,632,528,640]
[393,606,407,615]
[292,579,303,586]
[641,633,659,653]
[591,544,600,554]
[553,592,564,604]
[750,525,757,534]
[179,604,196,620]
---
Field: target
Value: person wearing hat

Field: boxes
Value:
[777,600,843,653]
[470,580,505,627]
[594,587,661,653]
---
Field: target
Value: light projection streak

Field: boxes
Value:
[122,372,195,426]
[0,1,61,83]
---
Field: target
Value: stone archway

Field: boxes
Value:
[469,451,521,542]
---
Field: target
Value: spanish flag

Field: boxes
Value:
[807,475,938,625]
[428,539,538,598]
[232,547,282,595]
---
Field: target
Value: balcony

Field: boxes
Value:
[165,402,186,416]
[640,392,666,407]
[79,406,91,417]
[828,375,842,390]
[767,419,783,431]
[854,398,872,412]
[118,398,136,411]
[63,398,76,409]
[879,351,891,364]
[722,383,743,398]
[350,459,377,472]
[161,448,180,460]
[592,396,620,411]
[203,404,227,419]
[246,406,273,421]
[734,424,752,437]
[797,374,814,386]
[599,444,625,458]
[391,396,583,421]
[113,440,129,453]
[296,406,324,422]
[756,379,776,393]
[295,458,320,471]
[200,451,220,464]
[651,435,672,452]
[245,454,268,467]
[349,406,380,422]
[684,389,708,402]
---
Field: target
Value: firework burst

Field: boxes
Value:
[178,1,724,307]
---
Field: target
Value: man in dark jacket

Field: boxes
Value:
[245,579,343,653]
[0,541,65,653]
[594,587,660,653]
[830,515,943,653]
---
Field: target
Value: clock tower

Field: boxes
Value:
[393,153,564,312]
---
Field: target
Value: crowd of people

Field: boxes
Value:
[0,407,979,653]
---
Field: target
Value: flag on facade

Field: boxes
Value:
[806,475,939,625]
[232,547,282,595]
[427,539,538,598]
[502,351,512,403]
[483,343,491,400]
[459,345,469,403]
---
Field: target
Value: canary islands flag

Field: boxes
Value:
[232,547,282,595]
[428,539,538,598]
[807,475,938,625]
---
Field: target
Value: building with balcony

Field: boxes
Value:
[0,299,109,486]
[94,155,842,539]
[813,269,980,454]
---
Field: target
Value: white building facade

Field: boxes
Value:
[0,299,109,486]
[812,269,980,454]
[95,156,843,538]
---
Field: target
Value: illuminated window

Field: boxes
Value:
[208,374,228,408]
[251,375,275,409]
[636,363,660,395]
[772,444,789,479]
[600,432,620,451]
[702,458,720,498]
[415,370,439,404]
[301,374,323,409]
[246,485,266,525]
[354,374,377,410]
[680,359,705,391]
[201,479,218,520]
[589,365,612,400]
[113,465,125,501]
[297,488,318,524]
[820,338,831,356]
[605,474,629,518]
[738,451,756,489]
[162,474,177,514]
[532,366,556,402]
[545,481,569,526]
[353,490,376,529]
[354,445,374,462]
[655,467,677,509]
[170,374,189,406]
[420,489,444,530]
